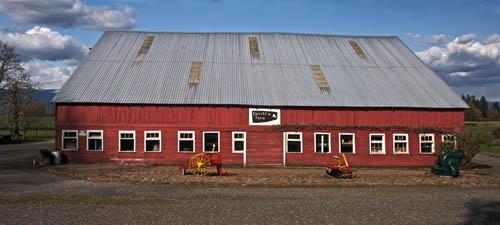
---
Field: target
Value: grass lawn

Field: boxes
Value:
[0,116,54,129]
[465,121,500,154]
[0,116,55,144]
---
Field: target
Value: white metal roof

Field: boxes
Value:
[52,31,468,108]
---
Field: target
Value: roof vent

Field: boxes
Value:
[348,40,366,57]
[248,37,260,56]
[310,65,330,89]
[188,62,202,86]
[138,36,155,55]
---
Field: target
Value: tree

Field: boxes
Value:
[0,41,38,140]
[478,96,488,118]
[456,132,493,168]
[464,101,482,121]
[0,41,24,91]
[21,101,46,134]
[487,107,500,121]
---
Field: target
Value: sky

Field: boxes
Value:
[0,0,499,100]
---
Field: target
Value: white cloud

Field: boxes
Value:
[0,26,89,61]
[0,0,137,30]
[22,60,75,89]
[428,34,447,45]
[456,33,476,44]
[416,33,500,101]
[484,33,500,44]
[406,33,447,45]
[406,33,421,39]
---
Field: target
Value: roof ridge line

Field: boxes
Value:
[103,30,398,38]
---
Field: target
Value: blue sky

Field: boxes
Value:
[0,0,499,100]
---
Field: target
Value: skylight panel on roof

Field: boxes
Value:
[138,36,155,55]
[310,65,330,89]
[188,62,202,86]
[348,40,366,57]
[249,37,260,56]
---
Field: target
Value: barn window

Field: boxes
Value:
[62,130,78,151]
[87,130,103,151]
[420,134,434,154]
[144,131,161,152]
[315,133,330,153]
[178,131,195,152]
[339,133,355,154]
[393,134,408,154]
[370,134,385,154]
[348,40,367,57]
[285,132,302,153]
[119,131,135,152]
[203,132,220,153]
[232,132,246,153]
[442,134,456,148]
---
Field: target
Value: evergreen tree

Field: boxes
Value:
[478,96,488,118]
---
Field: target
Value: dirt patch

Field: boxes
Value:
[40,163,500,188]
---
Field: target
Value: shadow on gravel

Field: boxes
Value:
[463,199,500,225]
[0,164,66,186]
[468,163,492,169]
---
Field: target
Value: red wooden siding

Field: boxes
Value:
[56,104,464,166]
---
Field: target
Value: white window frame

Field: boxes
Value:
[232,131,246,153]
[442,134,457,148]
[178,131,195,153]
[419,133,435,154]
[369,134,386,154]
[87,130,103,151]
[284,132,303,153]
[339,133,355,154]
[393,134,409,154]
[314,132,331,154]
[144,131,161,153]
[62,129,78,151]
[203,131,220,153]
[118,131,136,152]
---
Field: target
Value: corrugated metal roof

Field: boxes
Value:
[52,31,468,108]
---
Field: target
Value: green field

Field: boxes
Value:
[0,116,55,129]
[0,116,55,144]
[465,121,500,154]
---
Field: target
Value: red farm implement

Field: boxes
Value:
[325,154,356,179]
[179,145,224,176]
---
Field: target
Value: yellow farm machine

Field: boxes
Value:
[179,144,224,176]
[325,154,356,179]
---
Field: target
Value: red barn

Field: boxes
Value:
[52,31,468,167]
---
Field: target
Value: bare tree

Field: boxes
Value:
[0,41,38,140]
[0,41,25,91]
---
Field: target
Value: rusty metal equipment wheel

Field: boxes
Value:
[189,153,211,176]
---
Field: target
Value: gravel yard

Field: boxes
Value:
[2,140,500,224]
[41,162,500,188]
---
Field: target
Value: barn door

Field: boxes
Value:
[283,132,303,167]
[232,132,246,167]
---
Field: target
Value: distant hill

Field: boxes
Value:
[35,89,57,115]
[36,89,58,103]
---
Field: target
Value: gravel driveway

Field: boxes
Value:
[1,140,499,225]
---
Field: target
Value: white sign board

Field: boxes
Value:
[249,108,280,125]
[78,130,86,136]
